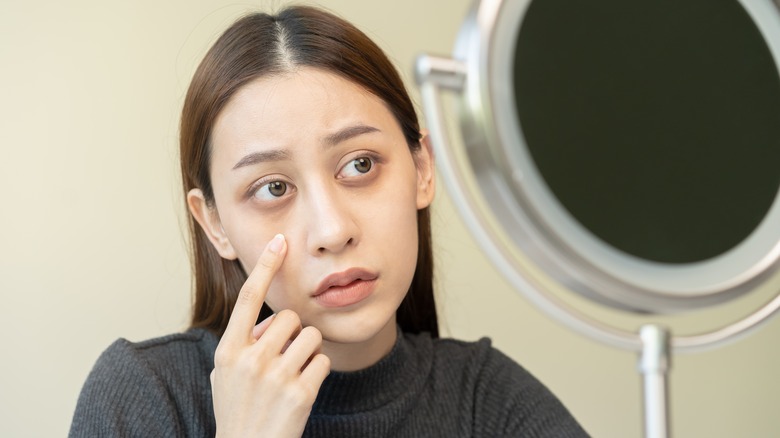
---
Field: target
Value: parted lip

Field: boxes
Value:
[313,267,378,296]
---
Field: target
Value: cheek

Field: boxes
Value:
[369,181,421,272]
[221,209,292,274]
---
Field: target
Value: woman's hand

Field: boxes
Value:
[211,234,331,438]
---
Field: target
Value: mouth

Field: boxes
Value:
[312,268,379,307]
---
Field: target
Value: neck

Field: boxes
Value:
[321,318,398,372]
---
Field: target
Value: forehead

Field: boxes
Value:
[210,68,401,161]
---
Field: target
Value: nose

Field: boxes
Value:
[303,184,359,256]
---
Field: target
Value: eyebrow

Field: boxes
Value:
[231,124,380,170]
[322,124,380,147]
[232,149,291,170]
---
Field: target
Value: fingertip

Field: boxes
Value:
[268,233,286,254]
[314,352,331,372]
[257,234,286,270]
[252,313,277,340]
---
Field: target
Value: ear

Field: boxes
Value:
[415,130,436,209]
[187,188,238,260]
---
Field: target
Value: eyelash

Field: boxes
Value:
[249,176,295,202]
[247,152,382,202]
[337,153,381,179]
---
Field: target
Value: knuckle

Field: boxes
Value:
[276,309,301,328]
[285,384,315,407]
[257,252,277,270]
[213,345,232,367]
[237,355,264,376]
[255,366,290,388]
[311,353,331,373]
[263,363,286,382]
[235,287,260,307]
[301,326,322,344]
[317,353,331,370]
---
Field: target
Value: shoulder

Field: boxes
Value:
[98,328,216,362]
[104,328,218,373]
[429,334,499,368]
[86,329,217,393]
[69,329,218,438]
[412,333,589,437]
[419,334,525,387]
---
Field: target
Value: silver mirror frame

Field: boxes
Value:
[418,0,780,314]
[416,0,780,351]
[417,3,780,435]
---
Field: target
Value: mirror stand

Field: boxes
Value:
[416,51,780,438]
[638,324,671,438]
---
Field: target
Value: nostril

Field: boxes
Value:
[315,237,355,255]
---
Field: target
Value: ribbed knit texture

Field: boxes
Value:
[69,328,589,437]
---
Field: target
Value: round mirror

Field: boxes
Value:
[421,0,780,313]
[515,0,780,266]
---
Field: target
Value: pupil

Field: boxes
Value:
[268,181,286,196]
[354,157,371,173]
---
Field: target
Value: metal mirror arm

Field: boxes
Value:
[416,55,634,351]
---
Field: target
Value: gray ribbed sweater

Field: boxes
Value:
[69,328,589,437]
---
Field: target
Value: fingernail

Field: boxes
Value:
[268,234,285,254]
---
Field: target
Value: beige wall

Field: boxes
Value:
[2,1,779,436]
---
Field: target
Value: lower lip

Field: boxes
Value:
[313,279,377,308]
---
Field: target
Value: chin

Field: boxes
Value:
[313,310,396,345]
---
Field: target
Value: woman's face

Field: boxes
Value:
[190,68,434,347]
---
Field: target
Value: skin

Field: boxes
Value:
[187,68,435,436]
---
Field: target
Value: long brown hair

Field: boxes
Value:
[180,6,438,338]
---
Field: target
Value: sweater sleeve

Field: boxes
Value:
[69,339,183,438]
[473,343,590,438]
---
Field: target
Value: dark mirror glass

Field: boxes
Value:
[514,0,780,263]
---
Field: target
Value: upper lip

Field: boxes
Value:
[313,268,378,296]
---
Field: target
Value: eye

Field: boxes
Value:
[253,180,288,200]
[339,156,374,178]
[353,157,372,173]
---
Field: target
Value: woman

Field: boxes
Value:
[70,6,588,437]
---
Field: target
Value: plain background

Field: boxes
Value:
[2,0,780,437]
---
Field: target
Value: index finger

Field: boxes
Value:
[222,233,287,343]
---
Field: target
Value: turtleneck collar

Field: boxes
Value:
[310,327,434,416]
